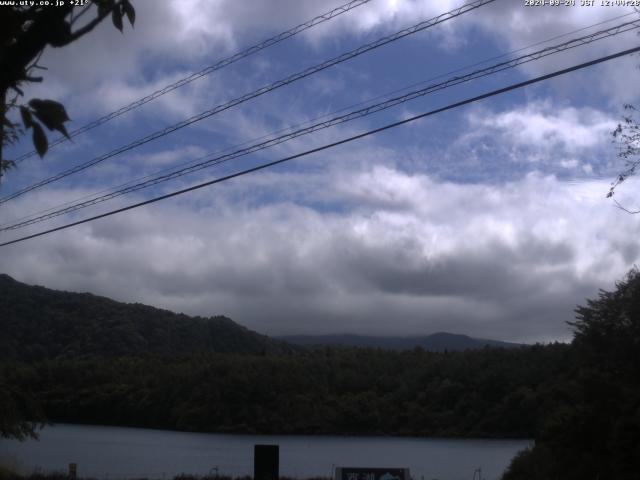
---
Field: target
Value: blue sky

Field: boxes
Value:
[1,0,640,342]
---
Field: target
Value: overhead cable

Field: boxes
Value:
[13,0,373,162]
[0,0,496,205]
[2,18,638,232]
[1,44,638,248]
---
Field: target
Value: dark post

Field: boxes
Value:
[68,463,77,480]
[254,444,279,480]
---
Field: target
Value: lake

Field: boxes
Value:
[0,424,530,480]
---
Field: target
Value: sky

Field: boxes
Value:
[2,0,640,343]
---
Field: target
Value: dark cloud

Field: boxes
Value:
[2,169,638,343]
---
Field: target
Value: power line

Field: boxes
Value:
[7,10,632,230]
[0,0,496,206]
[13,0,373,163]
[3,18,638,232]
[1,44,638,248]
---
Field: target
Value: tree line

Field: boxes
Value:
[2,343,571,439]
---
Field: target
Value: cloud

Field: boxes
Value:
[20,1,640,103]
[3,1,639,347]
[468,101,614,152]
[14,0,637,154]
[127,145,207,168]
[1,164,638,344]
[461,3,640,104]
[458,101,617,178]
[328,1,640,104]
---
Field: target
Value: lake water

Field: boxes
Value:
[0,424,530,480]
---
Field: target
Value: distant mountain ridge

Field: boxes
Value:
[278,332,523,351]
[0,273,290,361]
[1,273,521,362]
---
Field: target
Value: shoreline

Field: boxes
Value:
[24,422,533,442]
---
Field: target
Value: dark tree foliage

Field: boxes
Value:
[1,344,573,439]
[0,379,45,440]
[0,0,135,177]
[0,2,135,438]
[503,269,640,480]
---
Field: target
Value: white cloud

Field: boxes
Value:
[475,101,613,149]
[19,0,640,110]
[128,145,208,167]
[14,0,637,151]
[1,165,638,343]
[463,101,616,171]
[334,1,640,103]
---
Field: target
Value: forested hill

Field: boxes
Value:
[279,332,523,351]
[0,273,290,361]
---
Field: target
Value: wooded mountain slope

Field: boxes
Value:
[0,274,289,361]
